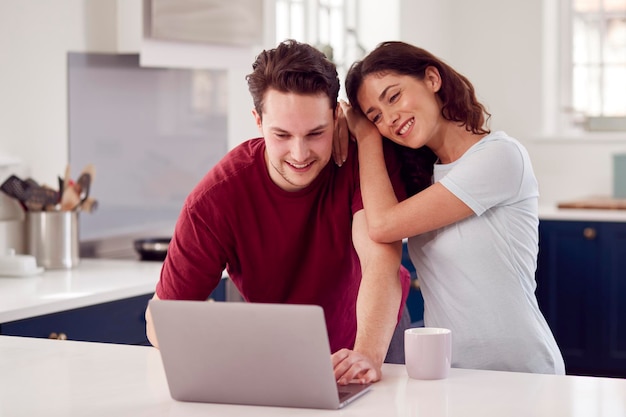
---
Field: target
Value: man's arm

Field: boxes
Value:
[145,293,162,348]
[144,201,229,350]
[332,209,403,384]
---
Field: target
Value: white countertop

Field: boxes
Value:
[539,205,626,222]
[1,335,625,417]
[0,259,163,323]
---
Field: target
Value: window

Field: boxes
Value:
[274,0,363,79]
[563,0,626,131]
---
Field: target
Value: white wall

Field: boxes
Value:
[403,0,547,136]
[398,0,626,206]
[0,0,262,188]
[0,1,86,185]
[357,0,400,51]
[2,0,626,209]
[400,0,454,58]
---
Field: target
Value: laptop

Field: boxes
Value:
[148,299,372,409]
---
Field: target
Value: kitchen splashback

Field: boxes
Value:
[68,53,228,245]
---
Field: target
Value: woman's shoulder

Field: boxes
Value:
[479,131,525,148]
[472,131,529,159]
[451,131,532,180]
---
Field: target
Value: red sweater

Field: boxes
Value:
[157,138,409,352]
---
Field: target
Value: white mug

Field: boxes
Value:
[404,327,452,380]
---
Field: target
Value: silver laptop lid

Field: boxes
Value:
[149,300,369,409]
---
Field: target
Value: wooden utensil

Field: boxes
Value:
[80,197,98,213]
[60,185,80,211]
[63,164,71,193]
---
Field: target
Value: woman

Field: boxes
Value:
[340,41,565,374]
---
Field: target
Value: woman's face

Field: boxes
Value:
[356,69,443,149]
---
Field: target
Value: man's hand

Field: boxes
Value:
[331,348,382,385]
[332,103,350,166]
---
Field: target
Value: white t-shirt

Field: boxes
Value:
[408,131,565,374]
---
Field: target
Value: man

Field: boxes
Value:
[145,40,410,385]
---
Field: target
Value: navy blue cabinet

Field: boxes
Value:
[0,278,227,345]
[1,294,155,345]
[536,220,626,377]
[402,242,424,326]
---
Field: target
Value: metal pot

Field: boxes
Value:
[133,237,171,261]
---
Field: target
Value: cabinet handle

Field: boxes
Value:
[48,332,68,340]
[583,227,597,240]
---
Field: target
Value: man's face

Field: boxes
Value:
[253,89,334,192]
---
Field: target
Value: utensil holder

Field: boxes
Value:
[26,211,79,269]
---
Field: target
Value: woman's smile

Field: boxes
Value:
[396,117,415,136]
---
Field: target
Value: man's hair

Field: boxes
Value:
[246,39,340,118]
[346,41,490,135]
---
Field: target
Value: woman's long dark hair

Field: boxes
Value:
[393,145,439,196]
[346,41,491,195]
[346,41,490,134]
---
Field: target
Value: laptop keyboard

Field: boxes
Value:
[338,390,352,400]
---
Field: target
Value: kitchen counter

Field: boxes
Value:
[0,258,163,323]
[540,204,626,222]
[1,335,625,417]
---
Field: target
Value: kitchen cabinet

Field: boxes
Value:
[0,276,226,345]
[402,242,424,325]
[0,293,154,345]
[148,0,263,46]
[535,220,626,377]
[139,0,263,70]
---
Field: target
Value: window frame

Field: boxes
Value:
[554,0,626,136]
[274,0,362,78]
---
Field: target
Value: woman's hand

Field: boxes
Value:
[338,100,381,145]
[332,103,350,166]
[333,100,383,166]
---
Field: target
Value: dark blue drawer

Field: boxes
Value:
[0,293,154,345]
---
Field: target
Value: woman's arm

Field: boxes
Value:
[339,101,473,243]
